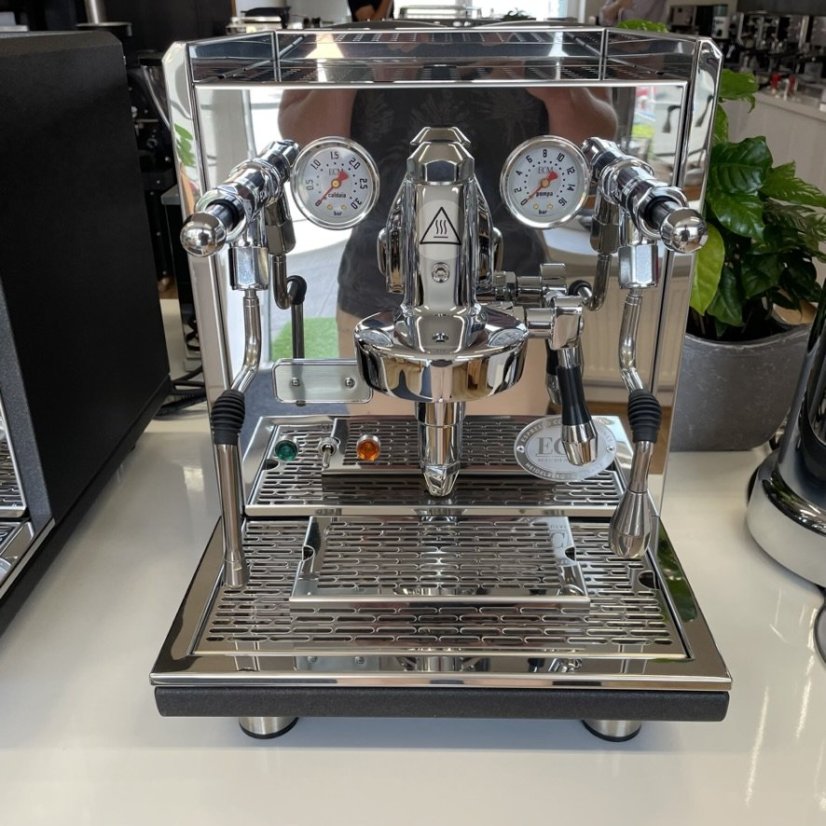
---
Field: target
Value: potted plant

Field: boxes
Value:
[671,69,826,450]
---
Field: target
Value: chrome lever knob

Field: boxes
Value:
[181,204,235,257]
[658,206,707,254]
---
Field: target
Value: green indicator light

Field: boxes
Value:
[273,439,299,462]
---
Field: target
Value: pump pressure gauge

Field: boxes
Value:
[500,136,590,229]
[291,137,380,230]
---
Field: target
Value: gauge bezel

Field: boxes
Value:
[291,136,380,230]
[499,135,591,229]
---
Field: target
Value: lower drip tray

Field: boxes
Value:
[195,518,687,661]
[290,515,590,609]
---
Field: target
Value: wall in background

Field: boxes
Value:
[737,0,822,13]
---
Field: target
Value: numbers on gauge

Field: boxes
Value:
[291,137,379,230]
[500,136,590,229]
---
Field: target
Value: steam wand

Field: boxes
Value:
[581,137,707,558]
[210,390,247,587]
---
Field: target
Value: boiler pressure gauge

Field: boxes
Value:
[500,136,590,228]
[291,137,379,230]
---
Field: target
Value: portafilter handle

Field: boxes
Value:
[551,343,598,466]
[540,287,597,466]
[610,390,662,559]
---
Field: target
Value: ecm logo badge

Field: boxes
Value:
[514,416,616,483]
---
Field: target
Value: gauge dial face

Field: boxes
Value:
[291,137,379,230]
[500,136,590,228]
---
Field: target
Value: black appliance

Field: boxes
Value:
[0,31,170,628]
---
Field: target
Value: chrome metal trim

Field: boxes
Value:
[289,514,589,609]
[0,519,53,602]
[747,455,826,586]
[273,360,372,404]
[150,517,730,691]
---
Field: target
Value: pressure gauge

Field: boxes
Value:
[291,137,379,230]
[500,136,590,228]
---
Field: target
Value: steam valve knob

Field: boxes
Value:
[181,203,237,257]
[651,203,707,254]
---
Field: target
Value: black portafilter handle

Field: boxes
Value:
[210,389,246,445]
[558,358,590,427]
[628,389,661,445]
[554,345,597,466]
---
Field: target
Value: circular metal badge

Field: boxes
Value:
[514,416,617,482]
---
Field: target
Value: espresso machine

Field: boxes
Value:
[748,286,826,656]
[152,25,730,741]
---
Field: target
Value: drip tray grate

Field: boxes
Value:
[248,418,623,515]
[290,515,589,609]
[195,519,685,660]
[0,438,25,516]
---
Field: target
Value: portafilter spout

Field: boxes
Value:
[417,401,464,497]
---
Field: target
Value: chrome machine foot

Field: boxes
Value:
[582,719,642,742]
[238,716,299,739]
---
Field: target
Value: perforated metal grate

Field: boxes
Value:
[249,421,622,515]
[196,519,683,659]
[336,417,525,469]
[0,439,24,514]
[292,516,587,608]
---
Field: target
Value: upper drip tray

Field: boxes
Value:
[322,416,579,475]
[246,415,626,517]
[291,514,589,610]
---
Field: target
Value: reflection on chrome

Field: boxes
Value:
[153,26,730,742]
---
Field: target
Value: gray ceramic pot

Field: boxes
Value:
[671,325,810,451]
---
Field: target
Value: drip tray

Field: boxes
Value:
[290,515,589,609]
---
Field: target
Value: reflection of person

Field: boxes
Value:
[348,0,392,22]
[279,77,616,414]
[599,0,668,25]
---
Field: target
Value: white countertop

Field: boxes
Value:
[0,413,824,825]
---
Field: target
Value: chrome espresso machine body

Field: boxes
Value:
[153,26,730,741]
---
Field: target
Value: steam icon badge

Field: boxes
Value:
[420,207,461,245]
[514,416,617,482]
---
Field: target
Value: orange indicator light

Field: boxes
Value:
[356,434,381,463]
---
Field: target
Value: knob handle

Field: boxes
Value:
[181,202,239,257]
[647,201,707,254]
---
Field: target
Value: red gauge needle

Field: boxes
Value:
[526,171,559,200]
[315,169,349,207]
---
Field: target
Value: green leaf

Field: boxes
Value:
[616,19,669,31]
[766,202,826,250]
[712,105,729,146]
[755,217,805,253]
[741,253,783,299]
[173,123,196,168]
[707,264,744,327]
[781,253,822,303]
[691,223,725,315]
[706,190,765,239]
[761,163,826,207]
[718,68,758,108]
[708,137,773,195]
